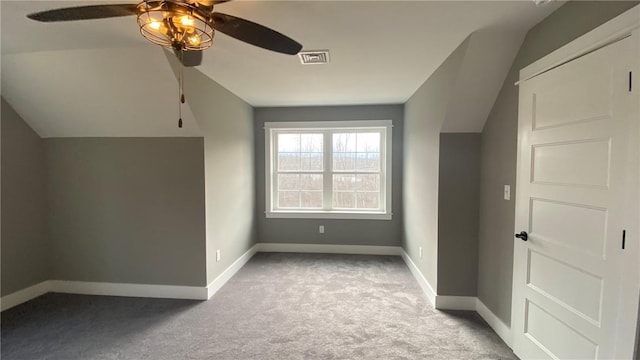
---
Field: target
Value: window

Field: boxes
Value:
[265,120,392,220]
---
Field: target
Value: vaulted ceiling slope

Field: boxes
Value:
[441,29,525,133]
[0,1,560,137]
[2,47,201,137]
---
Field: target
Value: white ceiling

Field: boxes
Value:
[0,1,561,137]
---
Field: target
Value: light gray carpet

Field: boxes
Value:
[1,253,516,359]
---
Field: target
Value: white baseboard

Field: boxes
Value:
[476,298,512,348]
[206,245,257,299]
[255,243,402,256]
[0,281,52,311]
[435,295,477,311]
[1,280,205,311]
[50,280,208,300]
[400,251,437,307]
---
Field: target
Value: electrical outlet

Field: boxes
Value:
[419,246,423,259]
[216,249,221,262]
[504,185,511,201]
[319,225,325,234]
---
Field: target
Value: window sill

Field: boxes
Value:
[265,211,392,220]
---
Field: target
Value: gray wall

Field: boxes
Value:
[254,105,403,246]
[477,1,639,326]
[182,66,256,285]
[46,138,207,286]
[437,133,480,296]
[1,99,50,296]
[403,38,469,290]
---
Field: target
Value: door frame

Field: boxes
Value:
[513,4,640,359]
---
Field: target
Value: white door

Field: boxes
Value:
[512,35,639,360]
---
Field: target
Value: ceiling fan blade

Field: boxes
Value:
[212,12,302,55]
[27,4,137,22]
[195,0,231,5]
[173,49,204,67]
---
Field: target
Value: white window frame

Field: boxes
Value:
[265,120,392,220]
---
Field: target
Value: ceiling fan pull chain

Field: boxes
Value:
[178,50,184,129]
[181,51,186,104]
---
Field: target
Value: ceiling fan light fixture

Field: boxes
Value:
[179,16,195,27]
[188,34,201,46]
[136,1,214,51]
[148,20,162,30]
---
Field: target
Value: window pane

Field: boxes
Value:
[356,153,380,171]
[277,174,322,210]
[334,132,381,172]
[357,192,379,209]
[300,174,323,191]
[301,153,323,171]
[333,174,356,191]
[333,152,355,171]
[333,191,356,209]
[278,153,301,171]
[356,174,380,192]
[333,133,356,152]
[278,134,300,152]
[356,133,380,152]
[300,191,323,208]
[279,133,323,172]
[278,174,299,191]
[301,134,323,152]
[278,191,299,208]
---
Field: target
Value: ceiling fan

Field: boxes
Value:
[26,0,303,67]
[26,0,303,128]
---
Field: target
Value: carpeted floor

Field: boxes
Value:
[1,253,516,359]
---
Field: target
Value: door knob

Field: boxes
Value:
[515,231,528,241]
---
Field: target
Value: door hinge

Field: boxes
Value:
[629,72,633,92]
[622,229,626,250]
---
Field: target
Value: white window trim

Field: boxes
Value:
[265,120,393,220]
